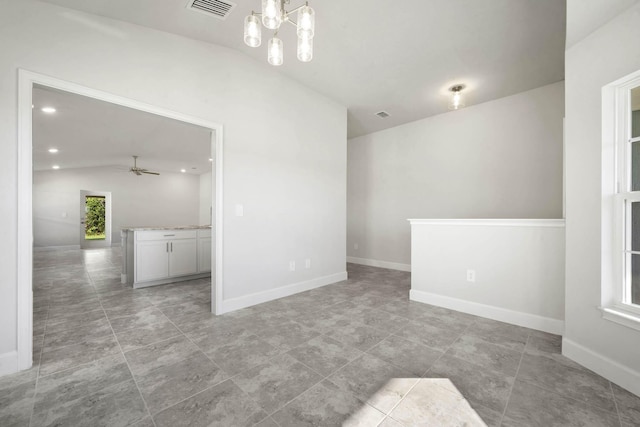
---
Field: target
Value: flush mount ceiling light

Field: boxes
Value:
[244,0,315,66]
[48,148,59,153]
[52,165,60,170]
[448,85,466,110]
[41,107,56,114]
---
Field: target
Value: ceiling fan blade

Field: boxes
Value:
[142,171,160,175]
[133,170,142,176]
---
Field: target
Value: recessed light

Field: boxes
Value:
[52,165,60,170]
[180,169,186,173]
[41,107,56,114]
[208,158,213,162]
[48,148,59,153]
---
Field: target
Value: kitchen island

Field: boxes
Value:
[121,226,212,288]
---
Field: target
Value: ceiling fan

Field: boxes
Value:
[129,155,160,176]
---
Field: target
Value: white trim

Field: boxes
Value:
[563,338,640,398]
[219,271,348,314]
[602,69,640,310]
[408,219,566,227]
[16,69,225,376]
[17,70,33,373]
[214,127,224,316]
[410,289,565,335]
[601,306,640,331]
[33,245,81,252]
[346,256,411,272]
[0,351,19,377]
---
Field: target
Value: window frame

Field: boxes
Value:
[603,70,640,330]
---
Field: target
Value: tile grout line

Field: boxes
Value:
[262,304,468,423]
[94,274,158,427]
[418,316,475,379]
[27,300,50,427]
[609,381,625,427]
[160,299,393,423]
[498,332,530,426]
[374,376,422,427]
[152,301,272,426]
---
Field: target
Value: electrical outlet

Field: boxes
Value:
[305,259,311,269]
[289,261,296,271]
[354,243,359,250]
[466,269,476,283]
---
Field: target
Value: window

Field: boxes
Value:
[617,85,640,308]
[604,72,640,329]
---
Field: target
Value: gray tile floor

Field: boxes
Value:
[1,248,639,426]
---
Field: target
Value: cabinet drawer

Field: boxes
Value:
[136,230,197,241]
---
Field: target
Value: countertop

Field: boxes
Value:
[121,225,212,231]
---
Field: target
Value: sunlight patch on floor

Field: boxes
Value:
[345,378,487,426]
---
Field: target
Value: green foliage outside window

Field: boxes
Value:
[85,196,106,240]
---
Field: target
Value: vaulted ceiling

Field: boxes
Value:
[39,0,566,138]
[33,86,213,174]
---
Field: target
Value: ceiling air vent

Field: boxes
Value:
[375,111,390,119]
[186,0,236,20]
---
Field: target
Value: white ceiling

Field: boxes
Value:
[39,0,566,138]
[33,85,213,174]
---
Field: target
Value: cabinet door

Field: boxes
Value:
[136,240,169,282]
[169,238,198,277]
[198,237,212,273]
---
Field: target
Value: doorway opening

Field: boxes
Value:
[80,191,112,249]
[17,70,225,373]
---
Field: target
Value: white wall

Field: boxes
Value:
[199,171,213,226]
[347,82,564,267]
[33,167,201,247]
[410,220,565,334]
[0,0,346,368]
[564,0,640,396]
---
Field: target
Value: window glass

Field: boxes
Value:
[633,86,640,139]
[632,202,640,252]
[632,142,640,191]
[632,254,640,305]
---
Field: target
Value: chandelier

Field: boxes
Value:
[243,0,315,66]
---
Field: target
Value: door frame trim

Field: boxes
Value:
[17,69,225,372]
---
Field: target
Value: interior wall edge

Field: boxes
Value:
[410,289,565,335]
[346,256,411,272]
[219,271,348,314]
[562,337,640,397]
[0,351,18,377]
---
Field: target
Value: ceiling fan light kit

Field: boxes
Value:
[244,0,315,66]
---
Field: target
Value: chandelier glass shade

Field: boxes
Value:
[244,15,262,47]
[244,0,315,66]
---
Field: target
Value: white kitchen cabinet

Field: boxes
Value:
[170,238,198,276]
[198,229,212,273]
[136,240,169,282]
[121,227,211,288]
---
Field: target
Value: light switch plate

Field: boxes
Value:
[235,204,244,217]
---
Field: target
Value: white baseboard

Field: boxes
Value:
[219,271,348,314]
[347,256,411,272]
[410,289,564,335]
[562,338,640,397]
[33,245,81,252]
[0,351,18,377]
